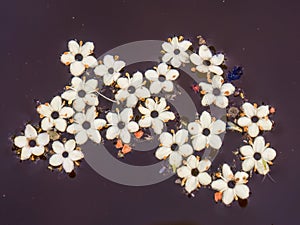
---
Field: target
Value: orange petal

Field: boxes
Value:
[115,139,123,149]
[134,130,144,139]
[214,192,223,202]
[121,144,132,154]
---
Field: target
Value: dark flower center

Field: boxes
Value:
[202,128,210,136]
[173,49,180,55]
[108,67,114,74]
[253,152,262,160]
[62,151,69,158]
[212,88,221,96]
[127,86,136,94]
[117,121,126,129]
[51,111,59,119]
[171,143,179,151]
[75,53,83,61]
[78,90,86,98]
[203,60,211,66]
[158,75,166,82]
[191,168,199,177]
[251,116,259,123]
[150,110,159,118]
[82,121,91,130]
[29,140,36,147]
[228,180,236,189]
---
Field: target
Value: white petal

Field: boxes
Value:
[170,57,181,68]
[138,116,152,127]
[68,40,79,54]
[196,65,209,73]
[211,179,227,191]
[145,98,155,111]
[242,158,255,172]
[158,111,175,122]
[54,118,67,132]
[198,159,211,172]
[234,171,249,184]
[178,40,192,51]
[210,54,224,65]
[115,90,129,102]
[24,124,37,139]
[126,94,138,108]
[117,77,129,89]
[37,104,52,117]
[198,172,212,185]
[70,61,85,76]
[175,129,188,146]
[52,141,65,154]
[222,164,233,181]
[106,112,119,125]
[14,136,27,148]
[150,81,162,94]
[31,146,45,156]
[248,123,259,138]
[94,119,107,130]
[66,123,82,134]
[103,74,114,85]
[59,107,74,118]
[94,64,107,76]
[36,133,50,146]
[131,71,143,86]
[215,95,229,108]
[199,82,213,94]
[64,139,76,152]
[113,60,126,72]
[178,144,193,157]
[85,93,99,107]
[201,93,215,106]
[120,129,131,143]
[63,158,74,173]
[222,189,235,205]
[200,111,212,128]
[192,135,207,151]
[211,75,223,89]
[237,117,252,127]
[49,154,63,167]
[253,136,265,153]
[162,42,174,52]
[240,145,254,157]
[169,151,182,167]
[41,117,53,131]
[85,79,98,92]
[209,65,223,75]
[186,155,198,169]
[177,166,191,178]
[208,134,222,149]
[235,184,250,199]
[162,52,173,63]
[74,112,86,124]
[211,120,226,134]
[75,130,88,145]
[80,42,94,57]
[61,90,77,101]
[60,52,75,65]
[159,132,173,147]
[165,69,179,81]
[103,55,115,67]
[82,56,97,68]
[155,146,172,160]
[242,102,256,118]
[69,150,84,161]
[152,118,164,134]
[199,45,212,60]
[106,126,120,140]
[127,121,139,133]
[188,122,202,135]
[256,160,270,175]
[190,53,202,66]
[87,129,101,143]
[257,119,273,131]
[156,98,167,112]
[262,148,276,161]
[85,106,97,121]
[257,105,269,118]
[145,69,159,82]
[221,83,235,96]
[135,87,150,99]
[120,108,133,124]
[50,96,62,112]
[185,176,198,193]
[162,80,174,92]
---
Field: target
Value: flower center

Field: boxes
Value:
[150,110,159,118]
[173,49,180,55]
[127,86,136,94]
[203,60,211,66]
[75,53,83,61]
[227,180,236,189]
[117,121,126,129]
[170,143,179,151]
[108,67,114,74]
[191,168,199,177]
[158,75,166,82]
[202,128,210,136]
[82,121,91,130]
[62,151,69,158]
[212,88,221,96]
[253,152,262,160]
[51,111,59,119]
[78,90,86,98]
[29,140,36,147]
[251,116,259,123]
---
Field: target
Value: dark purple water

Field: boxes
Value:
[1,0,299,225]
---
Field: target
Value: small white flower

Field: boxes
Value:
[115,72,150,108]
[67,106,106,145]
[37,96,75,132]
[14,124,49,160]
[240,136,276,175]
[237,102,273,138]
[60,40,97,76]
[61,77,99,112]
[211,164,250,205]
[49,139,84,173]
[199,75,235,108]
[188,111,226,151]
[138,98,175,134]
[94,55,126,86]
[190,45,224,75]
[145,63,180,94]
[177,155,212,193]
[155,129,193,168]
[161,37,192,68]
[106,108,139,144]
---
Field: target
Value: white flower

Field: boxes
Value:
[161,37,192,68]
[115,72,150,108]
[188,111,226,151]
[199,75,235,108]
[155,129,193,168]
[49,139,84,173]
[106,108,139,144]
[211,164,250,205]
[138,98,175,134]
[61,77,99,112]
[94,55,126,86]
[14,124,49,160]
[67,106,106,145]
[237,102,273,138]
[60,40,97,76]
[190,45,224,75]
[240,136,276,175]
[177,155,212,193]
[37,96,75,132]
[145,63,180,94]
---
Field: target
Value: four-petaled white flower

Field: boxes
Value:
[61,77,99,112]
[115,72,150,108]
[14,124,50,160]
[67,106,106,145]
[155,129,193,168]
[161,37,192,68]
[138,98,175,134]
[60,40,97,76]
[237,102,273,138]
[177,155,212,193]
[145,63,180,94]
[190,45,224,75]
[199,75,235,108]
[37,96,75,132]
[211,164,250,205]
[188,111,226,151]
[240,136,276,175]
[49,139,84,173]
[106,108,139,144]
[94,55,126,86]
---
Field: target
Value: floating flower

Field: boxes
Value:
[94,55,126,86]
[199,75,235,108]
[60,40,97,76]
[145,63,180,94]
[177,155,212,193]
[237,103,273,138]
[188,111,226,151]
[14,124,49,160]
[190,45,224,75]
[161,37,192,68]
[105,108,139,144]
[61,77,99,112]
[138,98,175,134]
[115,72,150,108]
[37,96,75,132]
[66,106,106,145]
[240,136,276,175]
[49,139,84,173]
[211,164,250,205]
[155,129,193,168]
